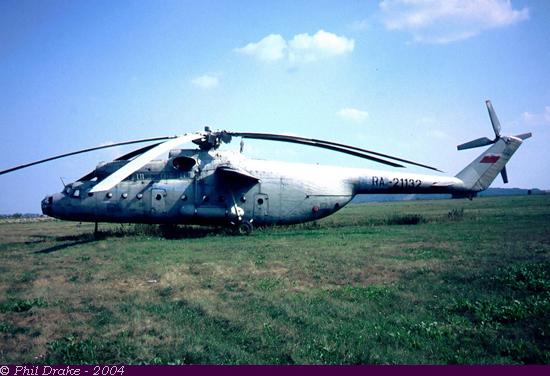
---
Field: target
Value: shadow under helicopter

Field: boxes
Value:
[35,238,98,254]
[32,225,230,254]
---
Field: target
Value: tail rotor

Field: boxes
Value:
[456,100,531,184]
[457,100,502,151]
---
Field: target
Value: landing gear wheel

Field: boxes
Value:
[233,221,253,236]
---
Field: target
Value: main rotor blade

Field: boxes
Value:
[0,136,176,176]
[78,142,164,182]
[457,137,494,150]
[89,133,202,193]
[308,136,442,172]
[229,132,442,171]
[486,100,501,138]
[114,142,163,161]
[228,132,405,168]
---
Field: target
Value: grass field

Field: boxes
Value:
[0,196,549,364]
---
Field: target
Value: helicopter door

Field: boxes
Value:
[253,193,269,218]
[151,188,167,214]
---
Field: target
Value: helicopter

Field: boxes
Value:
[0,100,531,235]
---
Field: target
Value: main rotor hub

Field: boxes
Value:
[192,128,233,150]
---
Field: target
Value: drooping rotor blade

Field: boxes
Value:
[0,136,176,176]
[309,137,442,172]
[501,166,509,184]
[115,142,164,161]
[227,132,405,168]
[78,170,97,182]
[457,137,494,150]
[90,133,203,193]
[228,131,442,172]
[486,100,501,138]
[78,142,164,181]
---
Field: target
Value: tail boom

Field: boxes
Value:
[352,101,529,197]
[351,136,525,197]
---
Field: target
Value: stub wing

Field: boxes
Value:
[216,166,260,185]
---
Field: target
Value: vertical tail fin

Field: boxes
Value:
[455,136,522,191]
[454,101,531,192]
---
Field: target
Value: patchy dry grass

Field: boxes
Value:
[0,196,549,364]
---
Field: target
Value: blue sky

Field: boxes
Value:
[1,0,549,214]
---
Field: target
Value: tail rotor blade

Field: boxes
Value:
[486,100,501,138]
[514,132,532,140]
[457,100,530,186]
[501,166,509,184]
[457,137,494,150]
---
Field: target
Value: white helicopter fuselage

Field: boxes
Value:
[41,134,521,227]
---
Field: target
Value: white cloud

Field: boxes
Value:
[288,30,355,63]
[522,106,550,126]
[338,108,369,123]
[236,30,354,64]
[379,0,529,44]
[191,74,219,89]
[235,34,287,62]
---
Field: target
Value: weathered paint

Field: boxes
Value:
[41,135,524,227]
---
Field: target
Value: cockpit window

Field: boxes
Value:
[72,189,80,198]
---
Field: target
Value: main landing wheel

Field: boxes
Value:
[232,221,253,236]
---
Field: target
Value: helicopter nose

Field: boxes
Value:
[41,193,63,217]
[41,195,53,216]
